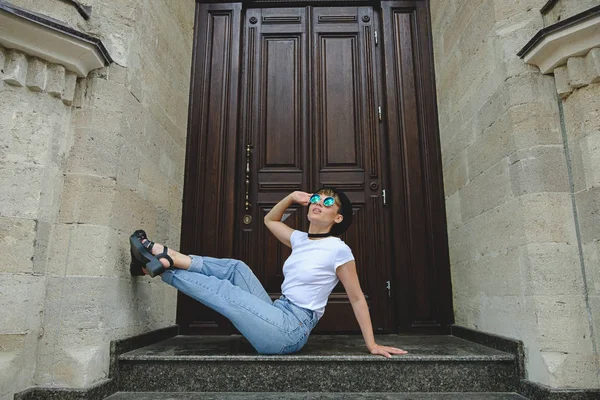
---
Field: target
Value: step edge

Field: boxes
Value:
[118,354,517,362]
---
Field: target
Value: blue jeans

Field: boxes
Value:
[161,256,318,354]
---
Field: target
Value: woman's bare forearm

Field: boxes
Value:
[351,296,377,350]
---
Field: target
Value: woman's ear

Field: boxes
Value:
[334,214,344,224]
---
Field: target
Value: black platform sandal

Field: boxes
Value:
[129,230,174,278]
[130,230,148,276]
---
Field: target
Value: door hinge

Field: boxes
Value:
[374,30,378,46]
[378,106,382,122]
[386,280,391,298]
[382,189,387,206]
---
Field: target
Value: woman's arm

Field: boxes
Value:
[336,260,408,358]
[264,191,311,248]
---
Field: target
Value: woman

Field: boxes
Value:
[130,188,407,358]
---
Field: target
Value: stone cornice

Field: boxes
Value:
[517,5,600,74]
[0,1,111,77]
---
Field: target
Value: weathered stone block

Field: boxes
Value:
[469,196,525,255]
[521,193,577,244]
[0,274,45,334]
[0,166,43,219]
[494,13,543,79]
[0,332,39,400]
[529,295,593,353]
[472,87,509,141]
[46,64,66,98]
[575,186,600,244]
[108,63,128,85]
[461,65,507,133]
[59,174,116,225]
[589,296,600,364]
[566,56,588,89]
[0,46,6,72]
[568,135,589,193]
[110,184,158,234]
[445,192,462,230]
[582,241,600,296]
[587,48,600,83]
[47,224,129,278]
[513,104,562,147]
[87,77,127,113]
[460,160,511,222]
[467,247,523,297]
[116,141,141,191]
[451,291,484,330]
[25,58,47,92]
[537,350,600,388]
[120,90,146,142]
[506,72,557,107]
[62,71,78,105]
[468,116,511,180]
[443,149,468,197]
[3,50,27,86]
[478,295,537,342]
[578,130,600,191]
[519,243,584,296]
[35,274,176,384]
[66,127,123,178]
[0,217,36,274]
[509,146,570,196]
[73,78,86,108]
[563,82,600,142]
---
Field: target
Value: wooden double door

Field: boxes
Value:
[179,0,453,335]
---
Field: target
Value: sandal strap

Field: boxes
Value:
[157,246,174,268]
[142,240,154,252]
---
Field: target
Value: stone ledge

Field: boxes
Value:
[553,48,600,98]
[0,46,79,105]
[0,1,111,77]
[518,5,600,74]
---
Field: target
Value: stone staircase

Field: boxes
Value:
[105,334,528,399]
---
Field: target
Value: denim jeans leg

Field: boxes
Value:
[161,268,298,354]
[188,256,272,305]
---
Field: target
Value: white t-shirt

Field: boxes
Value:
[281,230,355,319]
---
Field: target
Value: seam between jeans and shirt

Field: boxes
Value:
[173,271,292,332]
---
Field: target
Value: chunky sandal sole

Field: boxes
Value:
[129,234,166,278]
[130,230,149,276]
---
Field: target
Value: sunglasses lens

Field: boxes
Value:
[310,194,320,204]
[323,197,335,207]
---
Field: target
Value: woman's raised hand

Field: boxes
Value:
[290,191,312,206]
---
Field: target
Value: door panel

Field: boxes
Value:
[310,7,391,332]
[233,6,393,333]
[381,1,453,331]
[178,3,243,333]
[236,7,310,304]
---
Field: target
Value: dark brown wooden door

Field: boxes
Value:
[179,1,454,335]
[232,6,393,334]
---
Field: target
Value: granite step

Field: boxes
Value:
[106,392,529,399]
[117,335,519,393]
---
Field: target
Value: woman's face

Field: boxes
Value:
[307,192,344,226]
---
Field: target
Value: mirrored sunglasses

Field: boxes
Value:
[310,193,336,207]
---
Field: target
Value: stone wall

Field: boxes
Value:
[0,1,195,398]
[431,0,599,389]
[557,47,600,389]
[542,0,599,25]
